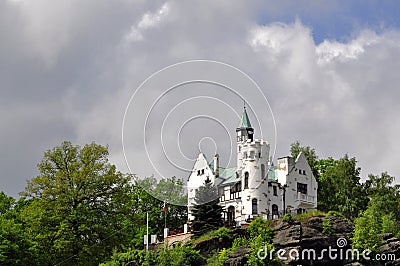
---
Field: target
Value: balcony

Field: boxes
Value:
[296,193,315,203]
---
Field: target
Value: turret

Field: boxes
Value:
[236,107,254,143]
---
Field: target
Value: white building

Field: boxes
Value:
[187,108,318,225]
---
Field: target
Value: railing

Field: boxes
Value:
[296,193,314,203]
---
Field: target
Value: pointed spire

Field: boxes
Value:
[238,106,252,128]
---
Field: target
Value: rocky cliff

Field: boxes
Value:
[206,215,400,266]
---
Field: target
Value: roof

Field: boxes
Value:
[213,167,239,186]
[238,108,252,128]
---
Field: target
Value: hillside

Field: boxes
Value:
[191,213,400,266]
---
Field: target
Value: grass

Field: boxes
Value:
[191,227,232,245]
[293,210,327,223]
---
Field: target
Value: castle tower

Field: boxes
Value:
[236,107,270,219]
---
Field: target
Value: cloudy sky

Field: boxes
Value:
[2,0,400,198]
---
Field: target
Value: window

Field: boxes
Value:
[297,183,307,194]
[258,152,261,158]
[261,164,265,179]
[252,198,258,214]
[250,151,255,158]
[201,169,205,175]
[244,152,248,159]
[197,170,200,176]
[244,172,249,189]
[273,186,278,196]
[235,182,241,192]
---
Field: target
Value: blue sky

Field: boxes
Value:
[256,0,400,43]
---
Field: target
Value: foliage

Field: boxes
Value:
[191,178,223,238]
[352,172,400,250]
[293,210,326,223]
[352,208,381,251]
[282,213,293,223]
[99,248,147,266]
[0,195,34,266]
[322,218,334,235]
[19,141,132,265]
[246,217,277,265]
[207,248,231,266]
[193,227,232,244]
[290,141,319,178]
[206,237,248,266]
[327,211,344,218]
[124,176,188,249]
[317,155,368,220]
[158,244,205,266]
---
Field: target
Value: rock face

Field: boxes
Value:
[272,215,354,265]
[193,217,400,266]
[224,246,249,266]
[378,233,400,266]
[271,216,400,266]
[193,228,248,259]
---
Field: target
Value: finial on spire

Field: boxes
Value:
[243,99,246,109]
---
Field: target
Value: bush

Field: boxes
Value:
[352,209,381,251]
[247,217,272,240]
[100,244,204,266]
[322,218,334,235]
[193,226,232,244]
[246,218,278,265]
[327,211,345,218]
[282,213,293,223]
[100,248,147,266]
[206,238,248,266]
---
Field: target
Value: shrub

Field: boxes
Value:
[282,213,293,223]
[247,217,272,240]
[327,211,345,218]
[193,226,232,244]
[322,218,334,235]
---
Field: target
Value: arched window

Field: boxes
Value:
[252,198,258,214]
[272,204,279,216]
[244,172,249,189]
[261,164,265,179]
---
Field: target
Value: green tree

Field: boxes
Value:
[317,155,367,219]
[290,141,319,178]
[352,208,381,251]
[0,194,34,265]
[352,172,400,250]
[122,177,188,250]
[21,141,131,265]
[191,178,223,238]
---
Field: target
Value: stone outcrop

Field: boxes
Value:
[272,215,354,265]
[193,216,400,266]
[271,215,400,266]
[223,246,249,266]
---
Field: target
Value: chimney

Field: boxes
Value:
[213,154,219,177]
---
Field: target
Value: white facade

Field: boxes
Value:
[187,108,318,225]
